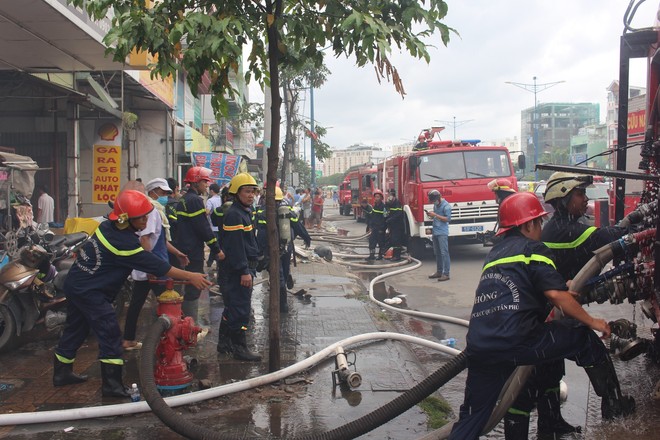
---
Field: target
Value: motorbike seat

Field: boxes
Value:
[54,259,74,272]
[48,236,66,247]
[63,232,89,247]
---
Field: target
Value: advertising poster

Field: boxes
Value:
[191,152,242,185]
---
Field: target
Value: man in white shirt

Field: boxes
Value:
[36,185,55,225]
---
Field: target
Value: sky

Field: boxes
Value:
[250,0,658,153]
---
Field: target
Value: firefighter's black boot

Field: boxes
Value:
[392,248,402,262]
[537,388,581,434]
[585,359,635,420]
[53,355,88,387]
[503,411,530,440]
[216,319,233,354]
[231,329,261,362]
[286,273,294,289]
[376,251,384,260]
[365,250,376,261]
[100,362,130,398]
[181,299,199,323]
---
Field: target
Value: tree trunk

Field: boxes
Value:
[265,0,283,373]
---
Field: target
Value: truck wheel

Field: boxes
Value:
[408,238,428,259]
[0,305,17,353]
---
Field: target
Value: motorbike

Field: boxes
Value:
[0,227,89,352]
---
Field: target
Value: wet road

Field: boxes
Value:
[334,210,660,439]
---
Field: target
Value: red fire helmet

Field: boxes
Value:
[184,167,213,184]
[496,192,548,236]
[108,190,154,222]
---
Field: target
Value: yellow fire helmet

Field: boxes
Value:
[228,172,258,195]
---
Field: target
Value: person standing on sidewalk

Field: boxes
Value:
[122,178,189,351]
[311,188,325,230]
[53,190,211,399]
[176,167,225,323]
[448,192,634,440]
[427,189,451,281]
[221,173,261,361]
[35,185,55,225]
[301,188,312,228]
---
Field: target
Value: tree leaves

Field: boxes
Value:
[70,0,454,117]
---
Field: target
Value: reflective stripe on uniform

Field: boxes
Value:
[224,224,254,232]
[206,237,218,245]
[482,253,556,273]
[544,226,597,250]
[55,353,75,364]
[99,358,125,365]
[95,228,143,256]
[177,208,206,218]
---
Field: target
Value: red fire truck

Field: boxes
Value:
[338,178,352,216]
[347,165,378,221]
[378,127,522,257]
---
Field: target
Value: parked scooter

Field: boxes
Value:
[0,228,89,352]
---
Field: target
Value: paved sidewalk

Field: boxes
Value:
[0,243,446,439]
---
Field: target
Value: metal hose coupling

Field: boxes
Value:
[332,346,362,389]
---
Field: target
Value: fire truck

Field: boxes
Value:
[377,127,522,257]
[339,164,378,221]
[338,178,352,216]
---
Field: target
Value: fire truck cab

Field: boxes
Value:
[379,129,520,257]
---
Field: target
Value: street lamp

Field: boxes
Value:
[506,76,564,181]
[435,117,474,140]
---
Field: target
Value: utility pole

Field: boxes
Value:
[435,117,474,139]
[506,76,564,181]
[310,86,316,188]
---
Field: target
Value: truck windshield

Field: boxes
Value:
[418,150,511,182]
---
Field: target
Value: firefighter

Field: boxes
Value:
[255,186,292,313]
[221,172,261,361]
[503,172,635,438]
[176,166,225,323]
[449,192,634,440]
[385,189,404,261]
[210,186,235,354]
[363,189,387,260]
[53,190,211,398]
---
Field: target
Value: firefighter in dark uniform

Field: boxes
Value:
[53,190,211,398]
[221,173,261,361]
[255,186,312,313]
[176,166,224,322]
[363,189,386,260]
[385,189,404,261]
[503,172,636,439]
[449,192,634,440]
[288,196,312,289]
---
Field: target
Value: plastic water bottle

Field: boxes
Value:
[129,383,140,402]
[440,338,456,348]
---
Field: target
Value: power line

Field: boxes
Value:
[434,116,474,139]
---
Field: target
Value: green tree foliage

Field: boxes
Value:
[318,173,345,187]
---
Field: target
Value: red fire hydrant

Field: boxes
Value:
[152,279,201,392]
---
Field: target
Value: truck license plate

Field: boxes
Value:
[462,225,484,232]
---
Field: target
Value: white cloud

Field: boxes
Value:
[250,0,657,151]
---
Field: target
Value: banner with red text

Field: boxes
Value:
[191,152,242,185]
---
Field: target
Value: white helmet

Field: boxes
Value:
[544,172,593,203]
